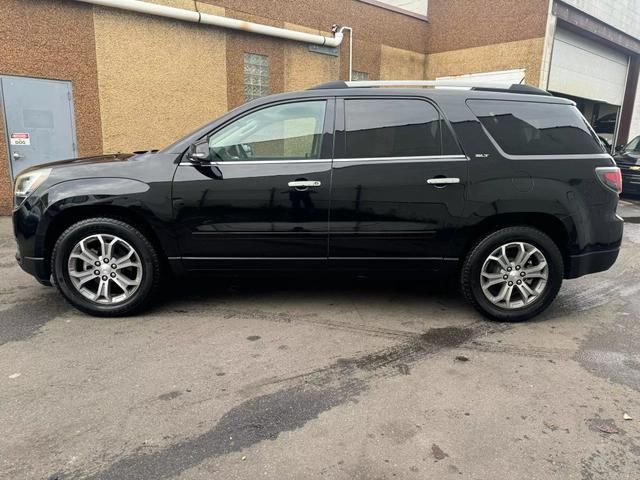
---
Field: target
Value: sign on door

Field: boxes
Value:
[9,133,31,146]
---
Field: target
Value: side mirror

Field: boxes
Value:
[187,140,211,163]
[615,144,625,153]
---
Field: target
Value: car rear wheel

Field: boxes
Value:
[51,218,161,316]
[461,226,564,322]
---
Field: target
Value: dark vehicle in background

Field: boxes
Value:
[594,112,617,136]
[12,80,623,321]
[614,135,640,194]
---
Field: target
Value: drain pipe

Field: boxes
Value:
[337,25,353,81]
[74,0,346,47]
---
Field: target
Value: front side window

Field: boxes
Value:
[468,100,605,156]
[344,99,460,158]
[208,101,326,161]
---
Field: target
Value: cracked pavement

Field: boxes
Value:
[2,199,640,479]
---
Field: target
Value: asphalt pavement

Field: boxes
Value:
[2,199,640,479]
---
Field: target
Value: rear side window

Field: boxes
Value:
[467,100,604,156]
[344,99,461,158]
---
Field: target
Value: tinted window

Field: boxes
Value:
[208,101,326,161]
[468,100,604,156]
[344,99,460,158]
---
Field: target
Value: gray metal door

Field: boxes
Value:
[1,75,77,178]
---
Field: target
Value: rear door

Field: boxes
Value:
[329,96,468,270]
[172,98,334,271]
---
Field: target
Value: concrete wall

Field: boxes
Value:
[0,0,103,214]
[559,0,640,39]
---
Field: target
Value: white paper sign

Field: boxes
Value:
[10,133,30,146]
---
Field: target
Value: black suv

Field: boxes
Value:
[12,81,623,321]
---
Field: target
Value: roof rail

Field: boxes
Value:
[309,80,551,96]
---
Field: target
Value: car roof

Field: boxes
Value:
[254,86,575,105]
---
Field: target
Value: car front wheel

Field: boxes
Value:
[461,226,564,322]
[51,217,161,316]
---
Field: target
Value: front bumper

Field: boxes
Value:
[565,247,620,279]
[15,252,51,286]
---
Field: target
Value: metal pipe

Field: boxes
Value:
[339,26,353,81]
[74,0,345,47]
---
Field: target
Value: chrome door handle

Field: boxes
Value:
[288,181,321,188]
[427,177,460,185]
[12,152,22,160]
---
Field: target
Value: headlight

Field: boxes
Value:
[14,168,52,205]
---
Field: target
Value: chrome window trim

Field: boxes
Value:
[479,126,613,161]
[179,155,468,166]
[333,155,468,164]
[179,159,332,166]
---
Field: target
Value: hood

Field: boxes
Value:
[614,151,640,165]
[17,151,161,176]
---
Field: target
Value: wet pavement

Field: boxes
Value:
[2,199,640,479]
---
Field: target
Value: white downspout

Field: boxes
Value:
[74,0,346,47]
[338,26,353,81]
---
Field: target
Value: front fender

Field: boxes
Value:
[14,177,175,260]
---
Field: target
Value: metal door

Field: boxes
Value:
[1,75,77,178]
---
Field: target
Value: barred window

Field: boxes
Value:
[244,53,269,102]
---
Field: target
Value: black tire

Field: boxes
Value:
[460,226,564,322]
[51,217,162,317]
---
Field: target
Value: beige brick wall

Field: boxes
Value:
[380,45,426,80]
[92,4,229,153]
[283,23,340,92]
[425,37,546,86]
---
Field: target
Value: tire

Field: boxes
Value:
[460,226,564,322]
[51,217,162,317]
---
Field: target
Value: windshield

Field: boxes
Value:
[625,136,640,153]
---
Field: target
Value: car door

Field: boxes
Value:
[172,98,334,271]
[329,96,468,271]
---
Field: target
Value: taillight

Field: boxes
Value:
[596,166,622,194]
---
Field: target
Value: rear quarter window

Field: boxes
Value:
[467,100,605,156]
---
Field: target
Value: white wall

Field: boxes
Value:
[559,0,640,39]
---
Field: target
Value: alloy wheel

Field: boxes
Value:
[480,242,549,310]
[67,233,143,304]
